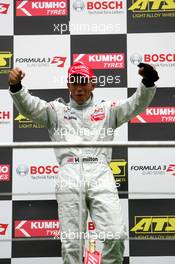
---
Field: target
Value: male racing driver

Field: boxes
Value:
[8,61,159,264]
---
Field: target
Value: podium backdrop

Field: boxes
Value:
[0,1,175,263]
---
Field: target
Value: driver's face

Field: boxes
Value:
[67,74,96,105]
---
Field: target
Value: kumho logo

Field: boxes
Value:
[16,0,68,16]
[0,164,10,181]
[73,53,125,69]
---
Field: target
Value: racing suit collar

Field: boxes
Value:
[69,94,94,109]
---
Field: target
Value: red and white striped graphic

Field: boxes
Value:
[84,249,102,264]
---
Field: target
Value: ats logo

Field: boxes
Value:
[131,215,175,238]
[73,53,125,69]
[110,159,127,185]
[0,223,8,235]
[131,106,175,123]
[15,220,60,237]
[16,0,68,16]
[0,52,12,74]
[0,164,10,181]
[15,114,44,129]
[0,3,10,14]
[128,0,175,18]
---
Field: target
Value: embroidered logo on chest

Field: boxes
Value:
[90,107,105,121]
[64,107,77,120]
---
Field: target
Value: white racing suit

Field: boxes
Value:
[10,83,156,264]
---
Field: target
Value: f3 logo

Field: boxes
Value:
[0,3,10,14]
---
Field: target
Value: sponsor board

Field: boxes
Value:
[71,35,127,87]
[128,34,175,87]
[128,88,175,141]
[12,200,61,257]
[12,149,59,200]
[129,199,175,256]
[14,35,70,89]
[128,148,175,199]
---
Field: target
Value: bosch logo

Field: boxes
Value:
[30,165,59,175]
[72,0,85,11]
[16,164,29,176]
[130,53,142,65]
[144,53,175,62]
[87,1,123,10]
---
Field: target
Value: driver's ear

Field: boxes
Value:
[91,79,96,90]
[91,83,96,90]
[67,82,71,91]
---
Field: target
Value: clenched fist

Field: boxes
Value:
[8,67,25,85]
[138,63,159,87]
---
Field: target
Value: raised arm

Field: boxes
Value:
[8,68,56,128]
[111,63,159,128]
